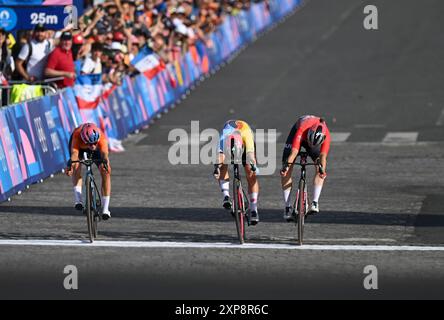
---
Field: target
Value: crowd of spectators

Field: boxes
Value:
[0,0,263,97]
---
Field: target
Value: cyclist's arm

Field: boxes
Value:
[286,148,298,166]
[319,152,327,172]
[70,149,79,161]
[101,150,110,165]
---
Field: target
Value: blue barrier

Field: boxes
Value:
[0,0,301,202]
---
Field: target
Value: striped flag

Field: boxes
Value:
[74,74,103,110]
[131,45,165,79]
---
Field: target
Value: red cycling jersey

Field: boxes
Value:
[291,115,331,155]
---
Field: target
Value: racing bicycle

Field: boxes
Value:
[71,154,106,243]
[286,151,323,245]
[214,138,252,244]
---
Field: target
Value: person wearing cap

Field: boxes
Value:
[81,43,103,75]
[44,31,75,88]
[16,23,54,82]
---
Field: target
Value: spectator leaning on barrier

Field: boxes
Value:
[45,32,75,89]
[16,24,54,82]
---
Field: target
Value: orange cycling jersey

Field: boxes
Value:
[70,125,108,154]
[291,115,331,155]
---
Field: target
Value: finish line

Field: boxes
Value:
[0,239,444,251]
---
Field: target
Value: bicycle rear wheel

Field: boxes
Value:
[297,178,306,246]
[85,175,94,243]
[233,179,245,244]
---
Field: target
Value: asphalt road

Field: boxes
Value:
[1,0,444,300]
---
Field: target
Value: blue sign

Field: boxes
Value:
[0,7,17,31]
[17,6,67,30]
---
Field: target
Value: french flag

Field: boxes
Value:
[131,45,165,80]
[74,74,103,110]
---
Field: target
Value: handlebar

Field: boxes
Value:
[283,152,325,174]
[69,159,109,172]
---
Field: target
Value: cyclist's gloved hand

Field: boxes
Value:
[280,164,289,176]
[250,163,259,175]
[100,158,111,174]
[213,164,221,180]
[65,159,73,176]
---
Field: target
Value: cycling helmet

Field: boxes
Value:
[80,123,100,145]
[224,131,244,164]
[307,120,327,147]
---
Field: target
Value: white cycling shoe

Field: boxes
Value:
[308,201,319,214]
[102,210,111,221]
[283,206,294,222]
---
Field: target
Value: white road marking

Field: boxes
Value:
[436,109,444,126]
[354,124,386,129]
[330,132,351,143]
[125,133,148,144]
[0,240,444,251]
[382,132,418,144]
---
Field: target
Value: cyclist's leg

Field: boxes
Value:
[243,148,258,205]
[308,147,323,212]
[281,144,295,209]
[217,152,231,209]
[93,150,111,216]
[69,135,83,208]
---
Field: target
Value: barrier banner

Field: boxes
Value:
[1,0,301,202]
[0,90,79,201]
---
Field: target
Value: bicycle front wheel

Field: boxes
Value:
[85,175,94,243]
[297,178,306,246]
[233,180,245,244]
[92,179,101,239]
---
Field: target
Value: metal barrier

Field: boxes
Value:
[0,77,64,107]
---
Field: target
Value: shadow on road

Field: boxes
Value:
[1,206,444,227]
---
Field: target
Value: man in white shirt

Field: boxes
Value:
[16,23,54,82]
[81,43,103,74]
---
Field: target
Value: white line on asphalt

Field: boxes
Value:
[126,133,148,144]
[382,132,418,144]
[354,124,386,129]
[436,109,444,126]
[330,132,351,143]
[1,240,444,251]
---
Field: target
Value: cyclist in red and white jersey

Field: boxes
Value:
[280,115,331,220]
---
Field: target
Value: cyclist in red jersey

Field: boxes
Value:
[280,115,331,220]
[65,123,112,220]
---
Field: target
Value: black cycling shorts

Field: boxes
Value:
[220,142,256,166]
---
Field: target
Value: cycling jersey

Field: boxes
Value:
[290,115,331,155]
[219,120,255,154]
[282,115,331,163]
[69,124,108,156]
